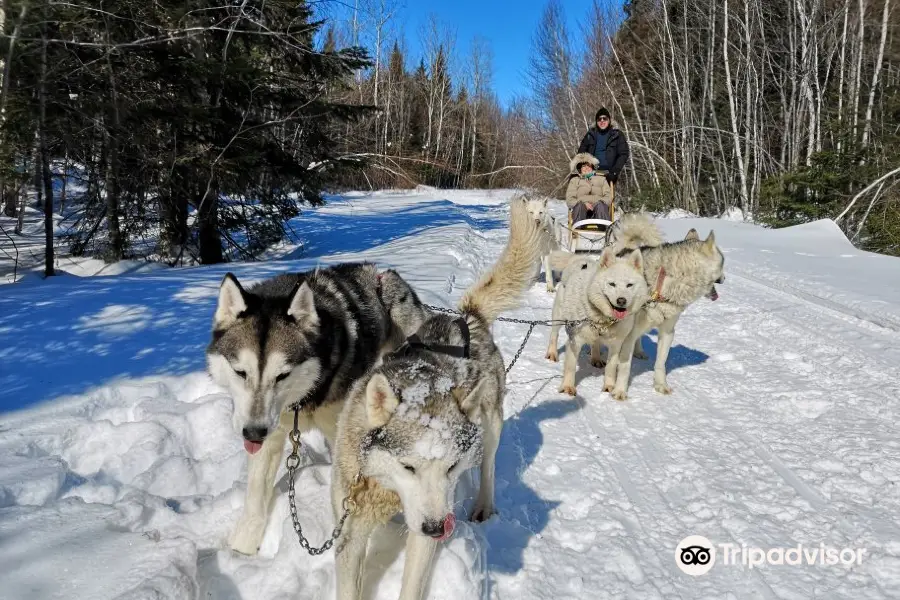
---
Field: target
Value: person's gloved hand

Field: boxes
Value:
[606,172,618,184]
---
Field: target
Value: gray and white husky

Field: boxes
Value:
[330,196,543,600]
[206,262,426,555]
[610,228,725,399]
[545,245,651,397]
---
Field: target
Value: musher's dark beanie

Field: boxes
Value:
[595,107,611,121]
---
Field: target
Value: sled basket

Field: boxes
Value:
[561,181,616,253]
[563,217,612,252]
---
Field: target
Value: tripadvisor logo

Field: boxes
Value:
[675,535,868,576]
[675,535,716,576]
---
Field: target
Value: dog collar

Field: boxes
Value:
[589,315,617,334]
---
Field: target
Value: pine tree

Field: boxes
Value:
[0,0,374,264]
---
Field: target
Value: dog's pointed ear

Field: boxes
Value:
[684,228,700,241]
[703,230,717,254]
[287,281,319,325]
[214,273,247,327]
[452,379,488,422]
[365,373,399,428]
[598,246,616,269]
[541,197,548,207]
[628,248,644,272]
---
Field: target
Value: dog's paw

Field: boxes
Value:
[559,383,577,396]
[603,381,615,393]
[612,388,628,401]
[470,502,493,523]
[591,357,607,369]
[546,349,559,362]
[229,516,266,556]
[654,382,673,395]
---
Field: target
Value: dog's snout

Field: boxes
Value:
[421,518,445,538]
[242,425,269,443]
[716,275,725,284]
[616,296,627,307]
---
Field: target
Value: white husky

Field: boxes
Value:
[523,195,566,292]
[546,245,650,397]
[546,212,665,364]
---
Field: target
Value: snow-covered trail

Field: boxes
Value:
[2,189,899,600]
[489,235,900,599]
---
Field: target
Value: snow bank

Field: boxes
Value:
[656,217,900,331]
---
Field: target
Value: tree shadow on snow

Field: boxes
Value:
[480,395,585,576]
[277,199,505,260]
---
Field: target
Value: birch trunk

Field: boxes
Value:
[861,0,891,148]
[0,1,27,218]
[836,0,850,151]
[851,0,867,142]
[723,0,750,214]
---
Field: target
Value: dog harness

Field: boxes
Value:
[388,316,471,360]
[649,266,667,303]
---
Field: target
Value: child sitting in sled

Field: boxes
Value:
[565,152,612,223]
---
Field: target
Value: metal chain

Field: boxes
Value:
[423,303,584,328]
[285,407,357,555]
[505,322,536,374]
[420,304,597,374]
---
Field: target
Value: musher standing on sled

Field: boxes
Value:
[577,106,630,190]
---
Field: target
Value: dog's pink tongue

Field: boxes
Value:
[612,308,628,320]
[437,513,456,542]
[244,440,263,454]
[710,289,719,301]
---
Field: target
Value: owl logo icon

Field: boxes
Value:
[675,536,716,576]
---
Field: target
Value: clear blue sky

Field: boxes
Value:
[317,0,622,109]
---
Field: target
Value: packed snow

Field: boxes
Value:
[2,188,900,599]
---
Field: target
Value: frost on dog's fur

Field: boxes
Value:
[361,365,484,466]
[331,196,543,600]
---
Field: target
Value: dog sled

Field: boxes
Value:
[560,183,615,253]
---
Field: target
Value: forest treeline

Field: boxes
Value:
[1,0,897,272]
